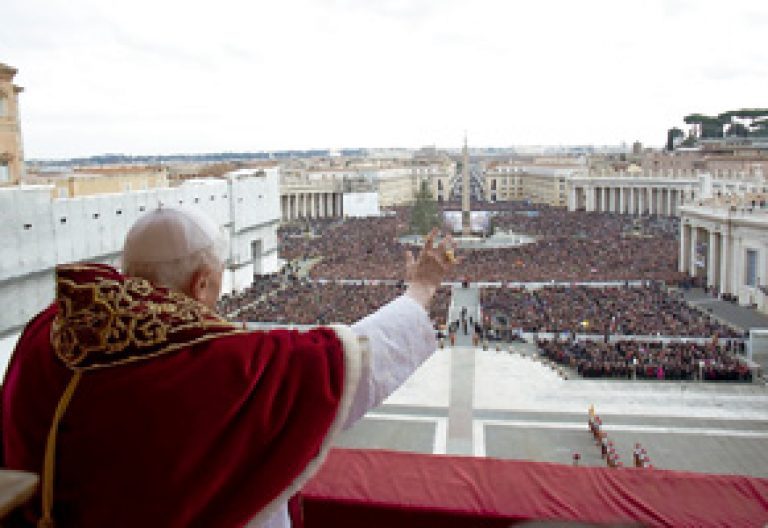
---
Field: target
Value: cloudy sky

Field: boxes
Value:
[1,0,766,158]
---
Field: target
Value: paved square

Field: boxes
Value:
[334,418,437,454]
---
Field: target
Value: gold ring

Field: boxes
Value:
[444,249,456,263]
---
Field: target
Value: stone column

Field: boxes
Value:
[720,231,731,294]
[666,189,672,216]
[668,190,674,216]
[680,223,690,273]
[638,187,646,216]
[568,186,578,211]
[708,230,720,289]
[690,225,699,277]
[585,186,596,212]
[647,188,653,216]
[628,188,636,215]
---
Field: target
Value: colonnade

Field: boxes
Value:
[570,183,698,216]
[679,221,731,295]
[280,192,343,221]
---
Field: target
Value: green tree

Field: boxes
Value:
[751,118,768,137]
[666,127,684,151]
[410,180,442,235]
[726,123,750,137]
[684,113,728,139]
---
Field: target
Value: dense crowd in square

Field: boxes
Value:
[289,205,685,283]
[229,281,451,327]
[222,202,753,383]
[480,284,740,337]
[538,339,751,382]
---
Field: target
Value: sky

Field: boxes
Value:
[1,0,767,158]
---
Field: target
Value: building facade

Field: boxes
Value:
[0,63,24,186]
[568,174,698,216]
[483,160,580,207]
[0,168,280,340]
[679,195,768,312]
[29,166,170,199]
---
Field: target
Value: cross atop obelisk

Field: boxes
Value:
[461,133,471,236]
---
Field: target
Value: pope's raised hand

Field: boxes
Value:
[405,228,459,308]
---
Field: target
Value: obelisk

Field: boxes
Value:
[461,134,471,236]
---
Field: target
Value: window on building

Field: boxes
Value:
[0,161,9,182]
[745,249,758,287]
[0,95,6,117]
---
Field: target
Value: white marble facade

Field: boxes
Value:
[680,202,768,311]
[0,168,281,338]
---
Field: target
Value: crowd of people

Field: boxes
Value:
[231,281,451,327]
[280,206,686,283]
[219,202,754,384]
[492,208,679,240]
[481,284,740,337]
[217,274,282,316]
[234,282,403,325]
[538,339,751,381]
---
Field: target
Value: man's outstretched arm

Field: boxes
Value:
[343,229,457,429]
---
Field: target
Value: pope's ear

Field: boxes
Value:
[187,268,209,302]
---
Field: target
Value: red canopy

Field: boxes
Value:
[297,449,768,528]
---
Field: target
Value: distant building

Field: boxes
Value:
[0,62,24,186]
[569,139,768,215]
[483,158,582,207]
[28,166,170,199]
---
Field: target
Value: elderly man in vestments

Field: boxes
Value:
[1,208,456,527]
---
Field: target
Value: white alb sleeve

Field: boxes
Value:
[343,294,437,429]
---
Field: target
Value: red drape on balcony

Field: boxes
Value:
[296,449,768,528]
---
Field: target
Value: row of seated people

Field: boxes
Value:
[481,284,740,337]
[538,339,752,382]
[233,281,451,328]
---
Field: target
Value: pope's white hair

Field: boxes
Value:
[123,243,226,292]
[121,207,228,292]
